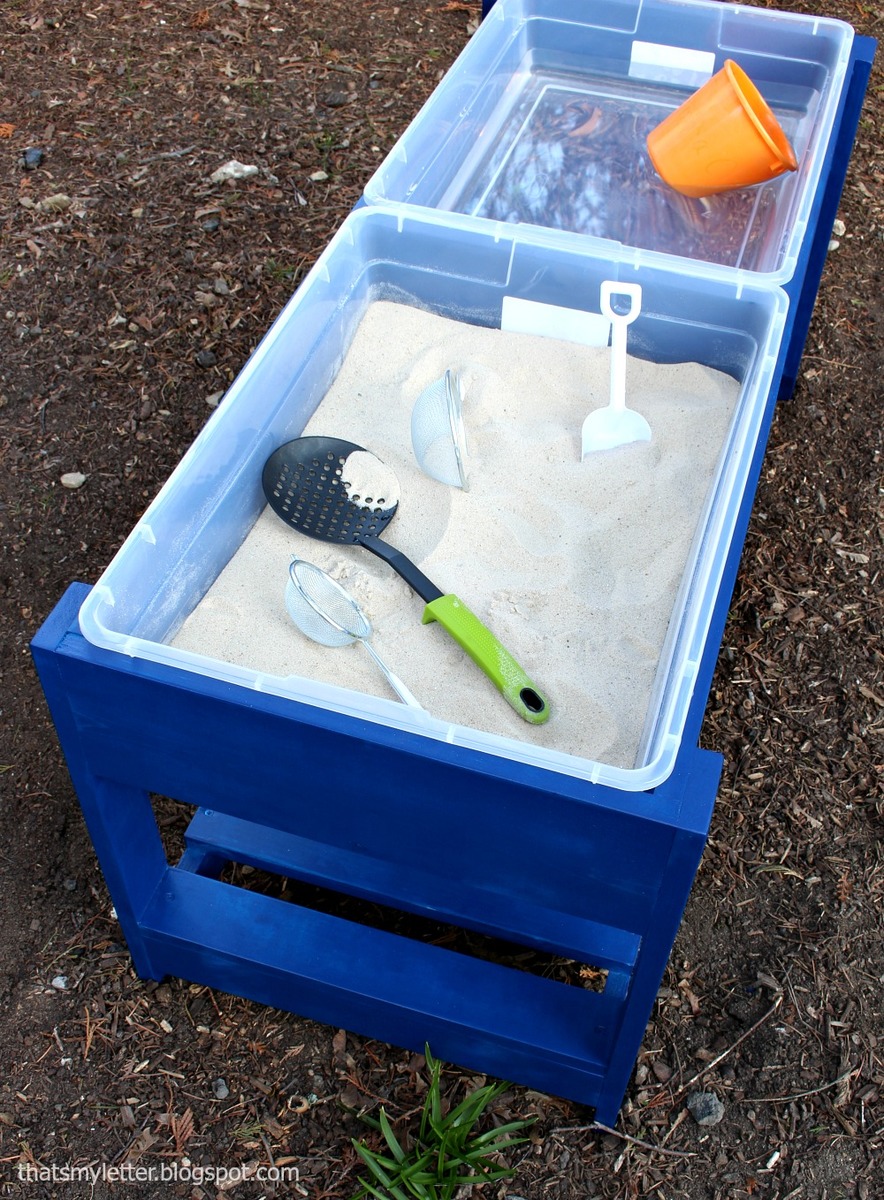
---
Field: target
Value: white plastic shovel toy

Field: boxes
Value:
[581,282,651,456]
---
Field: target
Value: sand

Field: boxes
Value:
[172,300,740,771]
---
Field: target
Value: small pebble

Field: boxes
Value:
[195,349,217,368]
[212,1078,230,1100]
[209,160,258,183]
[60,472,87,489]
[21,147,44,170]
[37,193,71,213]
[51,975,68,990]
[687,1090,725,1126]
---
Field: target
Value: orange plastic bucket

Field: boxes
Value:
[646,59,798,198]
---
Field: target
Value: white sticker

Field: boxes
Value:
[629,40,715,88]
[501,297,611,347]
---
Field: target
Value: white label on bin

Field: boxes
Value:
[501,297,610,347]
[629,41,715,88]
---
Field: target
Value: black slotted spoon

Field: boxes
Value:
[262,436,549,724]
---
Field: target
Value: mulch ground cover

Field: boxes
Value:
[1,1,882,1197]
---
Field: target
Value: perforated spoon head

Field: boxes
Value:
[263,436,400,545]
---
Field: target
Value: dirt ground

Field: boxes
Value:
[1,1,882,1197]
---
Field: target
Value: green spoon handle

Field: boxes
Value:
[421,594,550,725]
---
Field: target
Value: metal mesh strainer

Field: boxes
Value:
[410,368,468,489]
[284,558,424,711]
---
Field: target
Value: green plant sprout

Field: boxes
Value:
[351,1045,535,1200]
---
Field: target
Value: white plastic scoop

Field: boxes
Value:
[581,282,651,456]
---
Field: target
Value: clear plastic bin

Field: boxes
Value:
[362,0,853,280]
[78,206,786,791]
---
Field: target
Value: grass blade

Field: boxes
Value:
[352,1140,411,1200]
[379,1108,406,1164]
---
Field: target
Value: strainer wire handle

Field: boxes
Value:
[359,639,425,712]
[422,595,550,725]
